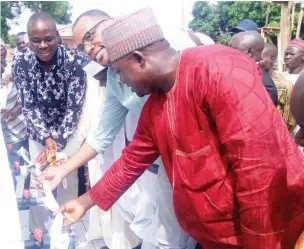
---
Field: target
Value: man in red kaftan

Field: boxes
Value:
[58,8,304,249]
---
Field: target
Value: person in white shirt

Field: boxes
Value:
[0,39,23,249]
[0,123,24,249]
[1,38,28,189]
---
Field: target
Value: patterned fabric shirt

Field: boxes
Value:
[273,72,297,133]
[12,45,87,151]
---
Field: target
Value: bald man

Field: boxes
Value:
[230,31,278,106]
[260,43,296,132]
[12,12,88,234]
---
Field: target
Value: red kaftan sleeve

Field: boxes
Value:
[89,102,159,211]
[199,51,291,248]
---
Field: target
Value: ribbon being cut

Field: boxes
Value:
[18,147,72,249]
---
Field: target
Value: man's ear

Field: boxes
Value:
[270,55,276,64]
[247,46,254,58]
[131,51,145,68]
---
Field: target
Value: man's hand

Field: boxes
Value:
[45,137,57,156]
[295,128,304,147]
[36,152,47,166]
[1,111,13,121]
[56,193,94,227]
[2,103,22,121]
[38,166,67,191]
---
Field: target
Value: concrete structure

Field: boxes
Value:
[57,24,75,49]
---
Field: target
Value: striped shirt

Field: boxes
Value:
[1,65,27,144]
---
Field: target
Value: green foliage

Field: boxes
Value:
[7,34,16,46]
[220,1,281,28]
[216,33,231,45]
[189,1,285,44]
[1,1,72,43]
[1,2,15,43]
[22,1,72,24]
[189,2,221,40]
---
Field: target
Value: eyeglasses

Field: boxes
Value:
[79,19,108,49]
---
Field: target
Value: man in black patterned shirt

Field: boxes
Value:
[12,12,87,234]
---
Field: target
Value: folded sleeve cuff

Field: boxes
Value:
[86,133,105,154]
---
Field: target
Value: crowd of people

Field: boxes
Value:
[2,6,304,249]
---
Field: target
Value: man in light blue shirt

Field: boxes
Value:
[87,67,148,154]
[39,9,198,249]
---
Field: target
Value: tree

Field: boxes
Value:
[0,1,72,43]
[21,1,72,24]
[1,2,15,43]
[189,1,283,44]
[296,2,304,38]
[7,35,16,47]
[189,2,221,40]
[219,1,281,28]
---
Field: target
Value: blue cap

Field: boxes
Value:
[230,19,258,34]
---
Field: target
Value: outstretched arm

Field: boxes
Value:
[58,102,159,225]
[39,69,129,190]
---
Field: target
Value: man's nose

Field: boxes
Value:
[38,40,48,49]
[85,44,95,58]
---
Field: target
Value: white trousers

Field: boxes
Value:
[0,123,24,249]
[87,154,142,249]
[28,137,80,233]
[157,162,196,249]
[125,113,196,249]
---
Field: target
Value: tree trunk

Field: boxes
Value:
[292,3,295,32]
[296,2,304,39]
[265,3,271,26]
[278,1,293,72]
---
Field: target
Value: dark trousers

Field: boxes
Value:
[5,138,29,189]
[78,165,86,196]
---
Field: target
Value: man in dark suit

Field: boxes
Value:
[230,30,278,106]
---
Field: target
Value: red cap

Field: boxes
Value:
[289,39,304,51]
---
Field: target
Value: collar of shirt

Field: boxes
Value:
[33,46,63,71]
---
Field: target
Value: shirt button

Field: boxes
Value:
[51,131,59,140]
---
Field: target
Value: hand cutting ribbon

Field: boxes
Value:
[17,146,72,249]
[40,181,70,249]
[17,147,68,189]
